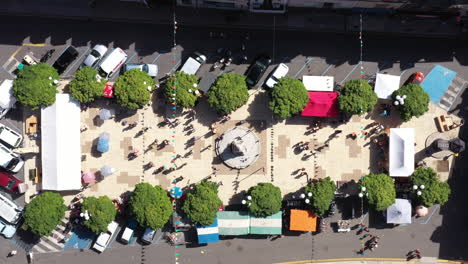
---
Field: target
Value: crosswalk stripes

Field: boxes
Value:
[30,214,70,254]
[438,76,466,111]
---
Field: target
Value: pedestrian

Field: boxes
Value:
[122,120,128,126]
[147,161,154,168]
[163,139,169,145]
[357,248,366,256]
[8,250,17,257]
[335,130,343,134]
[80,124,89,132]
[132,121,139,127]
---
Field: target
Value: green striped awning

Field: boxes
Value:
[217,211,250,236]
[249,212,282,235]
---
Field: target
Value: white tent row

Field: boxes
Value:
[375,73,401,100]
[302,76,334,92]
[389,128,414,177]
[41,94,82,191]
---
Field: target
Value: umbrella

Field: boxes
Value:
[449,138,465,153]
[99,108,115,120]
[97,132,110,153]
[82,172,96,184]
[100,165,116,177]
[170,186,183,199]
[415,205,429,217]
[386,198,412,224]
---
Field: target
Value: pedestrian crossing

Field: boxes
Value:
[30,214,70,253]
[438,76,466,112]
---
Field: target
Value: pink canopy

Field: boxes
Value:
[301,92,339,117]
[82,172,96,184]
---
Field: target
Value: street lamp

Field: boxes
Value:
[241,200,247,205]
[417,191,422,196]
[247,195,252,200]
[361,186,366,192]
[300,193,306,199]
[305,198,310,204]
[420,185,425,190]
[307,192,312,197]
[358,193,364,198]
[413,185,418,190]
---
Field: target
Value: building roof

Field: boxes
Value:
[301,92,339,117]
[389,128,415,177]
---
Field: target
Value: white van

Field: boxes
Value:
[97,48,128,80]
[0,192,23,224]
[0,80,16,119]
[0,143,24,173]
[180,52,206,75]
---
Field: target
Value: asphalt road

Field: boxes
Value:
[0,15,467,264]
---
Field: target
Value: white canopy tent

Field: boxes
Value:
[302,76,334,92]
[386,198,412,224]
[375,73,401,99]
[389,128,414,177]
[0,80,16,109]
[41,94,81,191]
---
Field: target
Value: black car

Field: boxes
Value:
[53,46,79,74]
[245,55,272,87]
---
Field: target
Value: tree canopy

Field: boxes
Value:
[392,83,430,122]
[269,77,309,119]
[359,173,396,211]
[338,79,378,115]
[129,183,172,230]
[82,196,117,233]
[69,66,105,103]
[23,192,67,236]
[247,183,282,217]
[411,167,451,207]
[304,177,336,216]
[114,69,154,110]
[207,73,249,115]
[164,71,199,108]
[182,180,222,226]
[13,63,59,110]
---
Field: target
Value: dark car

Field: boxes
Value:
[53,46,79,73]
[245,55,272,87]
[0,170,22,193]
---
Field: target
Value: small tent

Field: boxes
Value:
[217,211,250,236]
[389,128,414,177]
[289,209,317,232]
[301,92,339,117]
[374,73,401,100]
[386,199,412,224]
[197,218,220,244]
[249,212,282,235]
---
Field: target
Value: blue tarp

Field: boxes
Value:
[421,65,457,104]
[197,218,219,244]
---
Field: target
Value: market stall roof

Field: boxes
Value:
[289,209,317,231]
[301,92,339,117]
[386,198,412,224]
[197,218,220,244]
[249,212,282,235]
[217,211,250,236]
[389,128,414,177]
[41,94,81,191]
[303,76,334,92]
[375,73,401,100]
[0,80,16,109]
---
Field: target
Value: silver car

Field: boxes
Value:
[0,124,22,148]
[123,63,158,77]
[82,44,108,68]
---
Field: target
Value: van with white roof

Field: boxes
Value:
[0,124,23,148]
[0,80,16,119]
[0,143,24,173]
[180,52,206,75]
[0,192,23,224]
[97,48,128,80]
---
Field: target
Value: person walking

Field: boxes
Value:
[8,250,17,257]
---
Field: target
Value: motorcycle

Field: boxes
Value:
[211,58,225,70]
[40,49,55,63]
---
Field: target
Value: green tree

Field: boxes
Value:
[410,167,451,207]
[23,192,67,236]
[114,69,154,110]
[359,173,396,211]
[304,177,336,216]
[69,67,105,103]
[164,71,199,108]
[247,183,282,217]
[392,84,430,122]
[182,180,222,226]
[338,79,377,115]
[129,183,172,230]
[82,196,117,233]
[13,63,59,110]
[269,77,309,119]
[207,73,249,115]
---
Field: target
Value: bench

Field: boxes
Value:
[435,115,450,132]
[29,168,41,184]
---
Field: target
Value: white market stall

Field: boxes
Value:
[302,76,334,92]
[386,198,412,224]
[41,94,82,191]
[375,73,401,100]
[389,128,414,177]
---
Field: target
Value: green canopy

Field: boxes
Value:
[217,211,250,236]
[249,212,282,235]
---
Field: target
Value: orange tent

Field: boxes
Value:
[289,209,317,231]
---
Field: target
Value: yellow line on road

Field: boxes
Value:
[11,46,23,57]
[22,43,47,47]
[273,258,468,264]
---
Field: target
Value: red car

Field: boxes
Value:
[407,72,425,85]
[0,170,22,193]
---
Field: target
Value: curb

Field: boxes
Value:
[272,258,468,264]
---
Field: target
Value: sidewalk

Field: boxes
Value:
[0,0,463,38]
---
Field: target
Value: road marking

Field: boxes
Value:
[169,59,182,73]
[22,43,47,47]
[339,64,360,85]
[321,64,333,76]
[11,46,23,58]
[62,46,91,77]
[400,69,408,77]
[273,257,408,264]
[293,57,314,78]
[419,204,440,224]
[151,53,161,64]
[0,65,15,78]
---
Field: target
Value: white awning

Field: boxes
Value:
[389,128,414,177]
[41,94,81,191]
[375,73,401,99]
[387,199,412,224]
[0,80,16,109]
[302,76,334,92]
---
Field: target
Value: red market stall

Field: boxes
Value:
[301,92,339,117]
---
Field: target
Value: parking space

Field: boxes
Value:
[61,45,92,78]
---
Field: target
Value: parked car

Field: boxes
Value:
[245,55,272,88]
[97,48,128,80]
[0,80,16,119]
[0,143,24,173]
[141,227,157,244]
[406,72,425,85]
[123,63,158,77]
[53,46,79,74]
[93,221,119,253]
[0,192,23,224]
[120,219,137,244]
[0,218,16,238]
[81,44,108,68]
[265,63,289,89]
[0,124,22,148]
[0,170,22,193]
[180,52,206,75]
